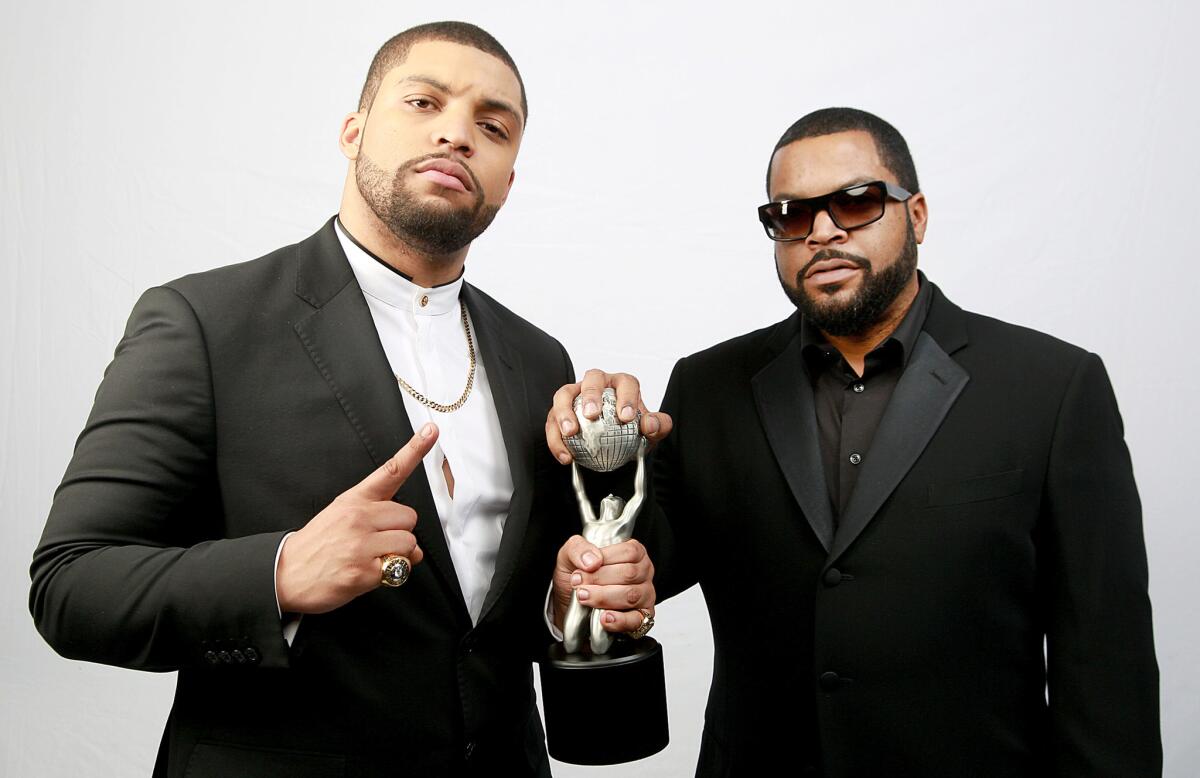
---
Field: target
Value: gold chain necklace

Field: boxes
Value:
[395,303,476,413]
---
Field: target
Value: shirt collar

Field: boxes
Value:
[335,217,463,316]
[799,270,933,375]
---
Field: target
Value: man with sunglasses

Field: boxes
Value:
[547,107,1160,776]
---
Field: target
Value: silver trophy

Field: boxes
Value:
[562,389,647,655]
[540,387,668,765]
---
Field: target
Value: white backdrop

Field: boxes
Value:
[3,1,1197,775]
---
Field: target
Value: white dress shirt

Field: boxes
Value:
[334,221,514,624]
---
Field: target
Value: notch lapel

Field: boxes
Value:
[826,330,969,564]
[290,221,470,624]
[462,285,535,622]
[751,318,836,552]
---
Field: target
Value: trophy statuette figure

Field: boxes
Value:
[539,388,669,765]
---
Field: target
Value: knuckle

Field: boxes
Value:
[624,586,640,606]
[342,505,367,527]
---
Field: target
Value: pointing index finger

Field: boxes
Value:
[350,423,439,501]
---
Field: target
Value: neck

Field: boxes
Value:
[822,274,919,376]
[338,179,469,288]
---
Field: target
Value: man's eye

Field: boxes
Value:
[407,98,435,110]
[479,121,509,140]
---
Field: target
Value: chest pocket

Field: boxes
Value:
[926,468,1024,507]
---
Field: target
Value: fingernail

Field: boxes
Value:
[420,423,434,438]
[570,572,582,586]
[581,551,599,567]
[560,418,573,435]
[620,405,635,421]
[585,401,598,417]
[577,588,589,601]
[557,452,571,465]
[604,612,616,624]
[646,415,660,434]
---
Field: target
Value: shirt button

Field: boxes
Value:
[852,382,865,393]
[419,294,430,307]
[849,452,862,465]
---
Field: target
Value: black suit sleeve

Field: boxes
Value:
[638,357,700,602]
[1041,352,1161,776]
[29,286,291,671]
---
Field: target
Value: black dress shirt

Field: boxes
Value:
[800,277,933,520]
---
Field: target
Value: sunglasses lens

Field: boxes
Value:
[760,202,814,240]
[829,183,886,229]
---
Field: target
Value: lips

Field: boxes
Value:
[805,258,861,279]
[414,158,473,193]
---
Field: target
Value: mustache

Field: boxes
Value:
[399,152,484,195]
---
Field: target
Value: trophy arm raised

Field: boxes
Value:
[570,463,597,524]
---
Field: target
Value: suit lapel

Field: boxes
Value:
[752,315,836,552]
[827,328,969,564]
[463,284,535,622]
[290,220,470,624]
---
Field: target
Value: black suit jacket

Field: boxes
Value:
[30,219,575,777]
[646,281,1160,777]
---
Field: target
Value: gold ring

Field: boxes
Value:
[628,608,654,639]
[380,554,411,588]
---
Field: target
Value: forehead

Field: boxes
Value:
[380,39,523,115]
[768,131,891,199]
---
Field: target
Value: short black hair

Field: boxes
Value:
[357,21,528,126]
[768,107,918,194]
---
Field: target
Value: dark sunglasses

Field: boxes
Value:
[757,181,913,242]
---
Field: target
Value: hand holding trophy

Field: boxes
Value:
[540,388,669,765]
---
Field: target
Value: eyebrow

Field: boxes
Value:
[397,74,524,127]
[773,176,877,202]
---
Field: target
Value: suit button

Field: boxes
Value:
[823,568,843,587]
[244,647,260,664]
[848,452,862,465]
[217,650,232,664]
[819,671,841,692]
[461,634,476,655]
[464,741,476,760]
[204,650,219,665]
[231,649,246,664]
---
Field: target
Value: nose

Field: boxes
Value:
[805,208,847,247]
[432,106,474,158]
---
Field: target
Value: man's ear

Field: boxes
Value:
[909,192,928,244]
[498,169,516,207]
[339,112,365,160]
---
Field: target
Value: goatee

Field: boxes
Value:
[779,220,919,337]
[355,151,500,257]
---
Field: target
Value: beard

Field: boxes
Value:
[778,218,919,337]
[355,151,500,257]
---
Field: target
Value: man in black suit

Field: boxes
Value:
[548,108,1161,776]
[30,22,654,777]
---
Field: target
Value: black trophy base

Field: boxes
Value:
[539,637,668,765]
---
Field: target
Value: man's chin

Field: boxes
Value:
[804,277,860,301]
